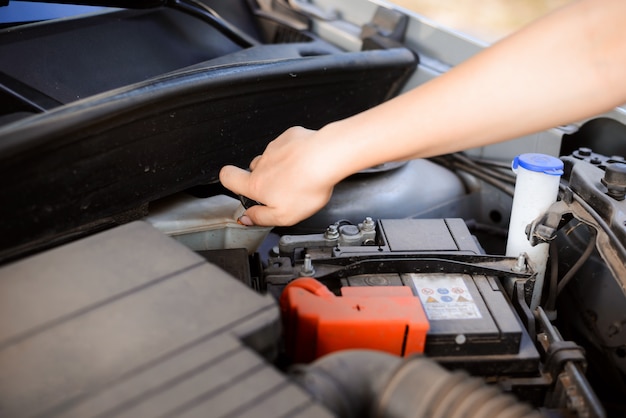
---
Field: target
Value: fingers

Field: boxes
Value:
[243,205,278,227]
[245,204,301,227]
[219,165,252,198]
[237,214,255,226]
[220,125,327,227]
[220,165,282,226]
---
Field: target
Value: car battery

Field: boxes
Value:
[342,270,524,356]
[266,218,540,375]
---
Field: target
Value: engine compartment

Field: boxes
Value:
[2,142,624,417]
[141,140,626,417]
[1,1,626,417]
[254,144,626,417]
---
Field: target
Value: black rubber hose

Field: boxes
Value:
[291,350,542,418]
[290,350,397,418]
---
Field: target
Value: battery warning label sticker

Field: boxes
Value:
[410,274,482,320]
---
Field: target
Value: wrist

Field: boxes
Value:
[315,119,393,181]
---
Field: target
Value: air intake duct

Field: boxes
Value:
[291,350,542,418]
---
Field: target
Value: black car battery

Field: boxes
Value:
[265,218,540,375]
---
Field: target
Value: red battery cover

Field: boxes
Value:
[280,277,430,363]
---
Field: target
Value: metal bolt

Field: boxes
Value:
[300,254,315,276]
[361,217,375,232]
[324,224,339,240]
[601,162,626,201]
[511,253,527,273]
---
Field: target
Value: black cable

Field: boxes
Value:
[431,155,516,196]
[463,156,512,170]
[455,161,516,192]
[464,219,508,238]
[557,227,596,295]
[571,192,626,262]
[168,0,259,48]
[453,162,515,196]
[451,153,516,184]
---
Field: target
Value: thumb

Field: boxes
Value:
[243,204,285,227]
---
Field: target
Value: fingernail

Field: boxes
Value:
[238,215,254,226]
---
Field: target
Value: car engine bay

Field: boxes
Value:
[1,1,626,417]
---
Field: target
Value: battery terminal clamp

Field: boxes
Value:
[280,277,429,363]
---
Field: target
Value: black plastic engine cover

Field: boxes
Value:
[0,6,417,262]
[0,221,331,418]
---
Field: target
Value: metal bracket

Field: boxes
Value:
[278,220,377,255]
[535,307,605,417]
[360,6,409,50]
[526,200,571,246]
[524,185,625,283]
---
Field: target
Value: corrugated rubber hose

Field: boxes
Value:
[291,350,543,418]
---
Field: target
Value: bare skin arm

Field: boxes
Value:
[220,0,626,226]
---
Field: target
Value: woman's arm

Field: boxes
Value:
[220,0,626,226]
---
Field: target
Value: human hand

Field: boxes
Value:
[219,126,339,227]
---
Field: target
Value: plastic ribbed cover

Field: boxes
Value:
[0,222,330,418]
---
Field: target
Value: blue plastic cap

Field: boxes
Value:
[512,153,564,176]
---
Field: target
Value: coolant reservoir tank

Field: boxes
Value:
[506,153,563,310]
[144,194,272,253]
